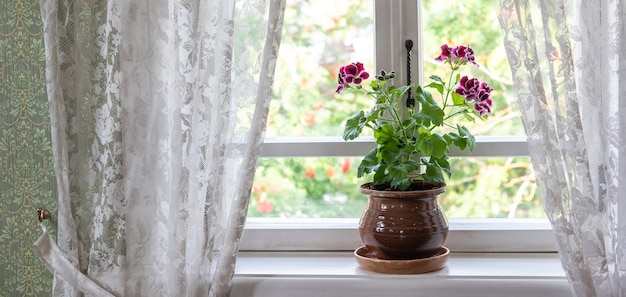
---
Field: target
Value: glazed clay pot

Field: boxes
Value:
[359,182,448,260]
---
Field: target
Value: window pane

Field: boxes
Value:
[251,0,541,219]
[249,157,369,218]
[422,0,525,136]
[265,0,374,137]
[249,157,544,219]
[442,157,543,219]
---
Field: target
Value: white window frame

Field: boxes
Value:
[241,0,555,253]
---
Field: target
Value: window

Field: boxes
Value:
[242,0,554,253]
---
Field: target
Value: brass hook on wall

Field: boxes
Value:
[37,208,50,223]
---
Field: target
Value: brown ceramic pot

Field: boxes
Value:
[359,182,448,260]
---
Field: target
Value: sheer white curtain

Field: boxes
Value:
[499,0,626,295]
[34,0,285,296]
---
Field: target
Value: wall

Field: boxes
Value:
[0,0,56,296]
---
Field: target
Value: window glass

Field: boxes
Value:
[249,157,369,218]
[251,0,542,219]
[265,0,374,137]
[250,157,542,218]
[422,0,525,136]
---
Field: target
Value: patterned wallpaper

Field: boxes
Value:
[0,0,56,296]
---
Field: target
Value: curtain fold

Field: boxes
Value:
[499,0,626,295]
[37,0,285,296]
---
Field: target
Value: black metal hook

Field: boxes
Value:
[405,39,414,107]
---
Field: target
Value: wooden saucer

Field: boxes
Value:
[354,246,449,274]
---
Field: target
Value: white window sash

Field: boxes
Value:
[246,0,551,253]
[241,218,556,252]
[260,136,528,157]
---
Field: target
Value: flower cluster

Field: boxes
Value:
[434,44,478,66]
[435,44,494,116]
[337,45,493,116]
[336,62,370,93]
[456,76,493,116]
[335,44,495,189]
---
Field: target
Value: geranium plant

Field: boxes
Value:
[336,44,493,191]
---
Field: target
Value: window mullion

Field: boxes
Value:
[374,0,421,88]
[374,0,422,125]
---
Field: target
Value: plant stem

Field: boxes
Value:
[442,68,457,108]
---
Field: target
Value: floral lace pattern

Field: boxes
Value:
[499,0,626,295]
[38,0,285,296]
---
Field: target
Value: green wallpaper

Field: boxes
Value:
[0,0,56,296]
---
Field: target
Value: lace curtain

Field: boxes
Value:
[34,0,285,296]
[499,0,626,295]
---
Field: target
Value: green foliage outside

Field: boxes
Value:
[248,0,543,219]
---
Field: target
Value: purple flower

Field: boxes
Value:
[336,62,370,94]
[336,82,346,93]
[435,44,478,67]
[455,77,494,116]
[455,76,480,101]
[473,83,493,116]
[434,44,453,62]
[473,100,492,116]
[451,45,478,66]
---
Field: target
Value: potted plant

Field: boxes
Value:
[336,44,493,263]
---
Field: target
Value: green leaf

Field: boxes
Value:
[343,111,366,140]
[422,155,450,183]
[405,159,422,170]
[457,125,476,151]
[414,86,444,126]
[394,85,412,95]
[451,92,466,105]
[374,124,395,145]
[386,161,417,190]
[433,155,451,177]
[380,144,399,164]
[400,142,418,157]
[418,133,448,159]
[429,75,444,83]
[425,82,444,95]
[387,164,408,181]
[424,167,445,183]
[443,132,459,145]
[373,164,391,185]
[370,79,382,91]
[365,107,380,121]
[390,177,412,191]
[357,148,380,177]
[412,113,431,126]
[444,132,468,150]
[464,112,476,122]
[430,134,448,158]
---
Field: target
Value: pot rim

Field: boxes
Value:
[359,181,446,198]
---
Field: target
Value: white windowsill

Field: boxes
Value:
[231,251,570,297]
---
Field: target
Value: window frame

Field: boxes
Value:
[244,0,555,253]
[240,217,556,252]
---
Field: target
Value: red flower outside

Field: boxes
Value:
[303,111,316,126]
[341,158,351,173]
[256,196,274,214]
[305,168,315,180]
[326,167,336,179]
